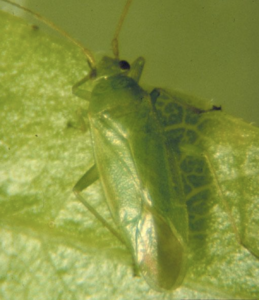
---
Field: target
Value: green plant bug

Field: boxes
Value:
[1,0,188,291]
[1,0,259,296]
[71,0,188,290]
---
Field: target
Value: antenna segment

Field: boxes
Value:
[1,0,96,70]
[112,0,133,59]
[2,0,134,67]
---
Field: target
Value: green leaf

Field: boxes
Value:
[0,9,259,299]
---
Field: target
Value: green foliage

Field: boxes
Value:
[0,10,259,299]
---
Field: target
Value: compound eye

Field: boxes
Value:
[119,60,130,70]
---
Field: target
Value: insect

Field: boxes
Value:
[1,0,259,295]
[71,0,189,290]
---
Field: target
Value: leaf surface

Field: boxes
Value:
[0,10,259,300]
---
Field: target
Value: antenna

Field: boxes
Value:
[112,0,133,59]
[1,0,96,71]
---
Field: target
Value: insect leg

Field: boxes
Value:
[73,165,140,275]
[72,72,95,100]
[73,164,126,244]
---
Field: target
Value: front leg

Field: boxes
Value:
[72,73,93,100]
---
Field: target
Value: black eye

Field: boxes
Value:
[119,60,130,70]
